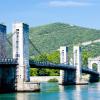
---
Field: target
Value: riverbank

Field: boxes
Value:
[30,75,90,83]
[30,76,60,82]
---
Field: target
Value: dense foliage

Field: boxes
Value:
[30,51,60,76]
[29,22,100,54]
[48,78,58,82]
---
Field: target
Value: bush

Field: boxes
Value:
[48,78,58,82]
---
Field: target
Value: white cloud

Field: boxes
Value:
[49,1,93,7]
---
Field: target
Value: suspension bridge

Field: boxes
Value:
[0,23,100,93]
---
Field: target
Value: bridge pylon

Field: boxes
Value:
[59,46,82,85]
[73,45,82,84]
[88,57,100,82]
[59,46,77,85]
[0,24,7,58]
[59,46,68,85]
[12,22,40,91]
[12,23,30,90]
[12,22,30,82]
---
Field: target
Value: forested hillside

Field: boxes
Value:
[29,22,100,56]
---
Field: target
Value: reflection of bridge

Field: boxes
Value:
[0,23,100,93]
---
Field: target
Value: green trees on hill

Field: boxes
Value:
[29,22,100,54]
[30,51,60,76]
[82,50,93,67]
[30,49,95,76]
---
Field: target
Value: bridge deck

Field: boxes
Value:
[0,59,99,75]
[29,61,76,70]
[29,61,99,75]
[0,58,18,65]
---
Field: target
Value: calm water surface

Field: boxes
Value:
[0,82,100,100]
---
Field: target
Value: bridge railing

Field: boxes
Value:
[30,60,54,65]
[82,67,99,74]
[29,60,76,69]
[0,58,18,64]
[30,60,100,74]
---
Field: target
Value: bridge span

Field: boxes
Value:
[0,59,99,76]
[0,23,100,93]
[29,61,99,75]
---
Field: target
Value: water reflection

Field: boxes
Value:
[16,93,25,100]
[16,93,42,100]
[74,85,81,100]
[59,85,82,100]
[1,82,100,100]
[59,85,67,100]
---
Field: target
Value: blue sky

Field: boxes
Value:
[0,0,100,32]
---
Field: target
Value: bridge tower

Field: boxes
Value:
[88,57,100,73]
[0,24,7,58]
[12,22,30,90]
[59,46,68,85]
[73,45,81,83]
[0,24,7,92]
[88,57,100,82]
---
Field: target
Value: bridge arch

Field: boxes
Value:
[88,56,100,73]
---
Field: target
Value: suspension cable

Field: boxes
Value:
[6,38,12,46]
[7,32,16,40]
[29,39,42,55]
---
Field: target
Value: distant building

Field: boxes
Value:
[0,24,7,58]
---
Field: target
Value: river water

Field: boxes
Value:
[0,82,100,100]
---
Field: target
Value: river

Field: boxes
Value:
[0,82,100,100]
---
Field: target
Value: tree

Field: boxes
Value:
[30,51,60,76]
[47,51,60,64]
[82,50,93,67]
[30,68,38,76]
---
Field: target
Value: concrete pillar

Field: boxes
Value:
[88,58,100,82]
[0,24,7,58]
[88,58,93,70]
[97,61,100,74]
[88,58,100,73]
[12,22,30,90]
[0,67,2,89]
[73,45,81,83]
[89,61,99,82]
[59,46,68,85]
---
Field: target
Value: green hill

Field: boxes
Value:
[29,22,100,56]
[7,22,100,57]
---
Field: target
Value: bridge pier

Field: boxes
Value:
[59,46,68,85]
[0,67,2,90]
[59,46,83,85]
[73,46,82,84]
[59,46,76,85]
[12,23,40,92]
[0,64,17,93]
[88,58,100,82]
[89,74,99,82]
